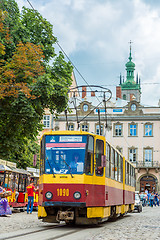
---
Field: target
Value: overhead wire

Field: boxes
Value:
[26,0,104,105]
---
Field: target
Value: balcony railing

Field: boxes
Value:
[136,161,160,168]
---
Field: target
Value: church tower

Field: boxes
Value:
[116,42,141,102]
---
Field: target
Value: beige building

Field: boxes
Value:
[41,48,160,193]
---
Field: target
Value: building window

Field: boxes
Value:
[114,124,122,136]
[96,124,103,135]
[129,148,137,162]
[81,124,88,132]
[123,94,126,100]
[144,124,153,136]
[144,148,153,167]
[43,115,50,128]
[68,123,74,131]
[129,123,137,136]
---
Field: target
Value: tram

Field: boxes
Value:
[38,131,135,225]
[0,160,39,210]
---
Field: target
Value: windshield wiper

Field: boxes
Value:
[60,155,73,178]
[46,157,56,178]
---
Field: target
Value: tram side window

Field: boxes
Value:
[105,142,110,178]
[129,164,131,185]
[118,156,123,183]
[95,139,104,176]
[40,136,45,175]
[133,167,135,187]
[125,161,129,185]
[115,152,118,181]
[18,174,26,192]
[131,166,135,187]
[85,136,94,175]
[130,166,133,186]
[111,148,115,179]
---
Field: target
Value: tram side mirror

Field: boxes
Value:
[101,155,106,167]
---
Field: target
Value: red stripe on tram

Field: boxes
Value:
[46,143,86,148]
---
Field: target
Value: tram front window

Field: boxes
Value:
[45,135,87,174]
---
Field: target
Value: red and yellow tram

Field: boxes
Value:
[38,131,135,225]
[0,160,39,210]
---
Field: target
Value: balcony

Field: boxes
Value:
[136,161,160,173]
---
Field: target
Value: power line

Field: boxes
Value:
[26,0,102,104]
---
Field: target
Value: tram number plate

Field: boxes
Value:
[57,188,69,197]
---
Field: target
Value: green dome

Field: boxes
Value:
[125,60,135,68]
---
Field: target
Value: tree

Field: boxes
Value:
[0,1,73,167]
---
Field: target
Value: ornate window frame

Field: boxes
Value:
[113,122,123,137]
[128,147,137,163]
[144,122,153,137]
[95,123,104,135]
[143,147,153,167]
[80,122,89,132]
[43,115,50,129]
[67,123,74,131]
[128,122,138,137]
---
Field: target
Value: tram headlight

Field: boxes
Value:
[73,191,81,200]
[45,191,53,200]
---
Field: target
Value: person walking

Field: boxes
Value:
[147,191,151,206]
[150,192,155,207]
[26,181,37,214]
[154,192,159,206]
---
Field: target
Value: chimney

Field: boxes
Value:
[91,91,95,97]
[116,86,122,100]
[82,86,86,98]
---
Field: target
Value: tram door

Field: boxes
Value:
[92,138,105,206]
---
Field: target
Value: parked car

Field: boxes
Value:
[134,193,142,212]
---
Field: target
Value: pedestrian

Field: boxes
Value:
[150,192,154,207]
[143,193,147,207]
[140,192,145,206]
[26,180,37,214]
[154,192,159,206]
[0,180,12,216]
[147,191,151,206]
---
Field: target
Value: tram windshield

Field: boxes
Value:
[45,135,87,175]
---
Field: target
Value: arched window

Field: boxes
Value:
[123,94,126,100]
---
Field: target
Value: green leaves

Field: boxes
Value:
[0,1,73,167]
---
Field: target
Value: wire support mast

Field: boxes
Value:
[68,85,112,134]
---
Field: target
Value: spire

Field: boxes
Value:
[136,73,138,84]
[129,40,133,61]
[120,73,122,85]
[125,40,135,84]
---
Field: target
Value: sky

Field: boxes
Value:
[15,0,160,106]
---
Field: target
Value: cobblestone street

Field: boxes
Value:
[0,207,160,240]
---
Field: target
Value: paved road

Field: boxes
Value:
[0,207,160,240]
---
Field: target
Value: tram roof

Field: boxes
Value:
[9,167,31,175]
[0,164,12,172]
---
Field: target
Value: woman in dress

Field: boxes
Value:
[0,180,12,216]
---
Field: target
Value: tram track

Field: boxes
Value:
[0,223,83,240]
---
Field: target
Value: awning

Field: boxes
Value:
[0,164,12,172]
[32,172,39,178]
[9,167,31,175]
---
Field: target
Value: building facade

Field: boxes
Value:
[41,47,160,193]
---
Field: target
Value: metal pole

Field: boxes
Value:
[65,109,69,130]
[98,108,102,135]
